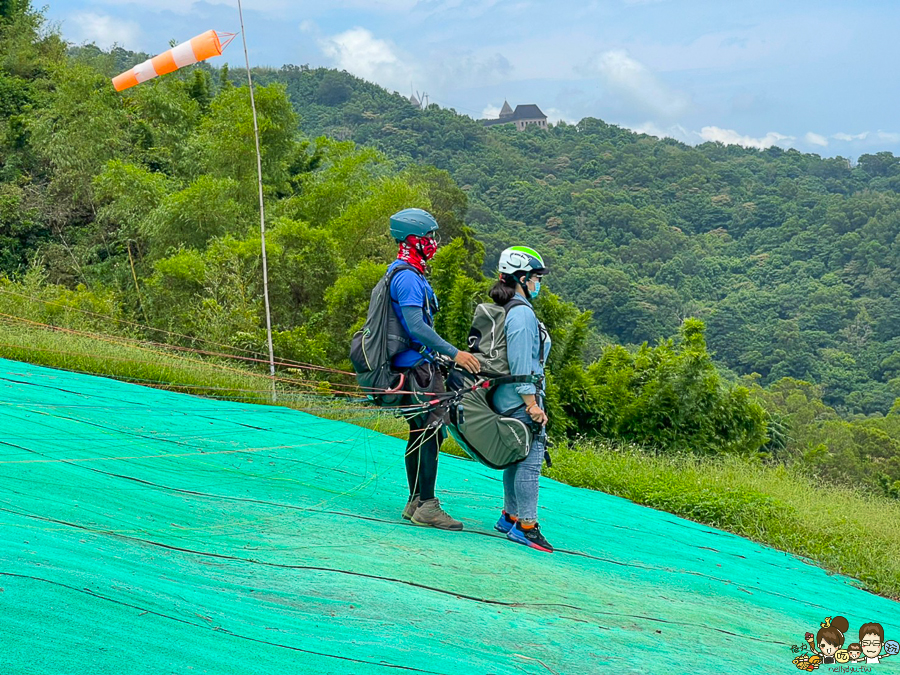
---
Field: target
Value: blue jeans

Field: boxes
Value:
[502,405,546,522]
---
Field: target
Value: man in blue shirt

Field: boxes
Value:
[387,208,480,531]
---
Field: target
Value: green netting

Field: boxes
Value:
[1,358,897,674]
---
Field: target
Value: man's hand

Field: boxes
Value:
[454,350,481,373]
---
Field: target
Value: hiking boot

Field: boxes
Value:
[494,511,517,534]
[410,498,463,531]
[507,521,553,553]
[402,495,421,521]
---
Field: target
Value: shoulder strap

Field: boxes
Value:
[386,262,419,284]
[390,262,436,320]
[503,295,531,315]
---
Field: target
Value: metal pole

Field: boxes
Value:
[237,0,277,403]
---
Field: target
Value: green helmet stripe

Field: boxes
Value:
[509,246,544,266]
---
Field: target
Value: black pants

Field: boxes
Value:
[403,362,446,502]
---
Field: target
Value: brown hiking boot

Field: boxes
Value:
[402,495,420,521]
[410,498,463,531]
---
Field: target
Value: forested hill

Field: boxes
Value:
[248,67,900,416]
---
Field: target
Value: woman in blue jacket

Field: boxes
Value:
[490,246,553,553]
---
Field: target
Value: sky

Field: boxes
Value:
[44,0,900,158]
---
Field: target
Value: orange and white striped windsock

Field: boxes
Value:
[112,30,233,92]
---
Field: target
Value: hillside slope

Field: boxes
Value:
[1,359,897,674]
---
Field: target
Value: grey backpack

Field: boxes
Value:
[349,263,418,405]
[467,296,546,375]
[446,370,536,469]
[445,297,546,470]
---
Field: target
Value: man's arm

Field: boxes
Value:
[392,270,479,372]
[399,305,458,358]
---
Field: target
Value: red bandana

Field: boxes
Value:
[397,236,436,273]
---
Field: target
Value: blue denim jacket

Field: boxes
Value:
[492,296,551,414]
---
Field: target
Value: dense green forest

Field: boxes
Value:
[251,67,900,418]
[1,3,899,499]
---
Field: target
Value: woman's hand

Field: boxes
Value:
[526,404,548,426]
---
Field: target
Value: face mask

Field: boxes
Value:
[530,280,541,299]
[415,236,438,260]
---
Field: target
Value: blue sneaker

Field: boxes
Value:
[507,522,553,553]
[494,511,517,534]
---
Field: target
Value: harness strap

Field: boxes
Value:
[481,374,543,387]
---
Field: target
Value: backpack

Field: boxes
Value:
[446,369,539,469]
[467,296,547,375]
[350,263,420,406]
[444,297,547,470]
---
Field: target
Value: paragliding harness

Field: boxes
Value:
[350,263,430,406]
[443,296,549,470]
[351,270,547,470]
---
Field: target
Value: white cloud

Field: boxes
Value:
[699,126,794,150]
[630,121,693,143]
[319,27,419,93]
[482,104,501,119]
[67,12,140,48]
[805,132,828,147]
[833,132,869,141]
[317,27,511,95]
[592,49,689,119]
[876,130,900,143]
[544,107,576,125]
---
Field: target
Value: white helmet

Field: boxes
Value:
[498,246,548,277]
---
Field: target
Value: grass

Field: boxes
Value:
[546,440,900,599]
[0,316,409,439]
[1,315,899,599]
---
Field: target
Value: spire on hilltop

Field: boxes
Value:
[499,99,513,117]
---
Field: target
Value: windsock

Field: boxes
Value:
[112,30,233,92]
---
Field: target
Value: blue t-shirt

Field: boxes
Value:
[388,260,437,368]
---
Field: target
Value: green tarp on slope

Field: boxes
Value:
[0,358,896,675]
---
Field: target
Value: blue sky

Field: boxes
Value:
[46,0,900,157]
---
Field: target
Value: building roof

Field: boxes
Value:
[499,100,514,117]
[483,103,548,126]
[509,104,546,120]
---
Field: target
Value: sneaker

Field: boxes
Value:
[410,498,464,531]
[507,522,553,553]
[402,495,420,521]
[494,511,517,534]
